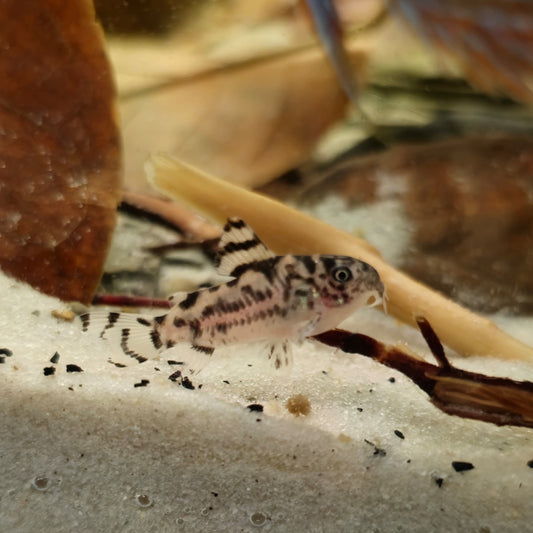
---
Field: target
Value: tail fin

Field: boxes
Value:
[79,311,167,363]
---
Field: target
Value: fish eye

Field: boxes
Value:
[331,266,353,283]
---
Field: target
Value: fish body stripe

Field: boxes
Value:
[297,255,317,275]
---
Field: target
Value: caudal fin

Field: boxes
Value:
[79,311,167,363]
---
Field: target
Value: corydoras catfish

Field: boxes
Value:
[81,218,385,368]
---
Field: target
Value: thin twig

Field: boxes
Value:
[92,293,171,309]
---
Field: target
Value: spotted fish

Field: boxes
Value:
[80,218,385,368]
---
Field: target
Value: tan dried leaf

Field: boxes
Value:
[120,47,350,190]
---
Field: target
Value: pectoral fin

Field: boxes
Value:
[298,313,323,342]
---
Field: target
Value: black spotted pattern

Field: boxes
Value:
[150,329,163,350]
[192,344,215,355]
[179,291,200,310]
[80,314,90,332]
[222,238,262,255]
[120,328,147,363]
[224,218,246,231]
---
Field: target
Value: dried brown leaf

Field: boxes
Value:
[0,0,121,303]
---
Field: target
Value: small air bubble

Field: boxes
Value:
[31,476,50,491]
[249,512,268,527]
[135,494,153,508]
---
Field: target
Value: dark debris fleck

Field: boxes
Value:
[43,366,56,376]
[434,477,444,488]
[168,370,182,382]
[50,352,60,364]
[247,404,264,412]
[222,380,230,385]
[364,439,386,457]
[0,348,13,357]
[66,364,83,373]
[167,360,184,366]
[181,376,195,390]
[452,461,474,472]
[134,379,150,388]
[527,460,533,469]
[108,359,127,368]
[394,429,405,439]
[388,377,396,383]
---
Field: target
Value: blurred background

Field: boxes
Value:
[98,0,533,314]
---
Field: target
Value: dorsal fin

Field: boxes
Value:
[216,218,275,276]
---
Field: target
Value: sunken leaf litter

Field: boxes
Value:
[2,269,533,532]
